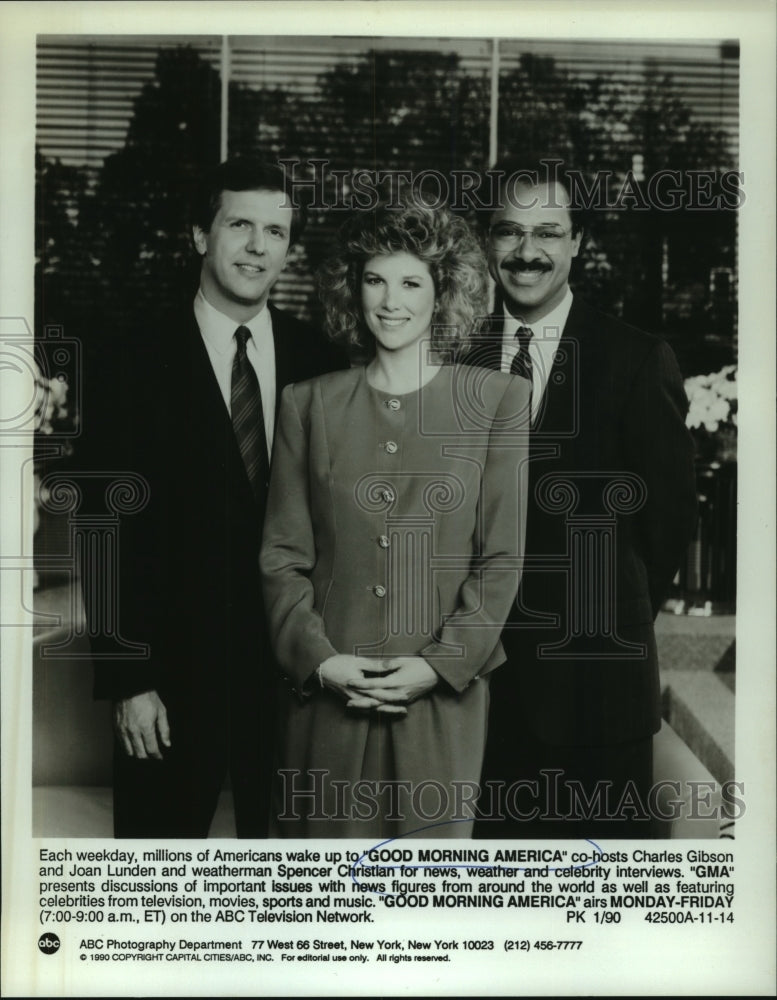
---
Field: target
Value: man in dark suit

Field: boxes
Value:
[91,159,343,837]
[470,157,697,838]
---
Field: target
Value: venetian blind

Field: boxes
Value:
[36,35,739,326]
[37,36,223,169]
[498,38,739,166]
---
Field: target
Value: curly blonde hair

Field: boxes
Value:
[317,197,489,361]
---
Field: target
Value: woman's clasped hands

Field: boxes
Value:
[317,654,438,715]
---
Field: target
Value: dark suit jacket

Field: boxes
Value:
[465,297,697,747]
[90,300,344,712]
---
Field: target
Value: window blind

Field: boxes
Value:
[35,34,739,335]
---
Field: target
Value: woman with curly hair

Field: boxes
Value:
[260,196,530,838]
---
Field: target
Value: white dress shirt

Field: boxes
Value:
[500,287,574,422]
[194,289,277,454]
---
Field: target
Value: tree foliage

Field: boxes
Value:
[36,42,737,371]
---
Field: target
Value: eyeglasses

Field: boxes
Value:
[489,224,573,251]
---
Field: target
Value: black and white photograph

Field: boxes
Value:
[2,1,774,996]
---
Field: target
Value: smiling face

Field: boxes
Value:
[487,180,582,323]
[361,252,436,357]
[192,187,293,322]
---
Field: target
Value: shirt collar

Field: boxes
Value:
[194,288,272,354]
[501,287,574,346]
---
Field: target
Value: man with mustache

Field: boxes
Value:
[471,157,697,838]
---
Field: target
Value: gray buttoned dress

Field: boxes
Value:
[260,363,529,838]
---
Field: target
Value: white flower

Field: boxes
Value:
[33,373,70,435]
[684,366,737,433]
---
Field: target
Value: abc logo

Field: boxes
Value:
[38,933,60,955]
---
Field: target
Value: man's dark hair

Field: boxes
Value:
[479,154,587,239]
[191,157,308,243]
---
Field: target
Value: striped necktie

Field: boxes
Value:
[231,325,269,501]
[510,325,534,382]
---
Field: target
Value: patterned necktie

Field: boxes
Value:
[510,325,534,382]
[510,325,534,422]
[231,325,269,501]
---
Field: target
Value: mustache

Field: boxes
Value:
[501,259,552,273]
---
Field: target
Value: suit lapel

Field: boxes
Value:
[182,307,260,505]
[184,311,231,420]
[466,312,504,371]
[269,304,293,421]
[532,297,587,437]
